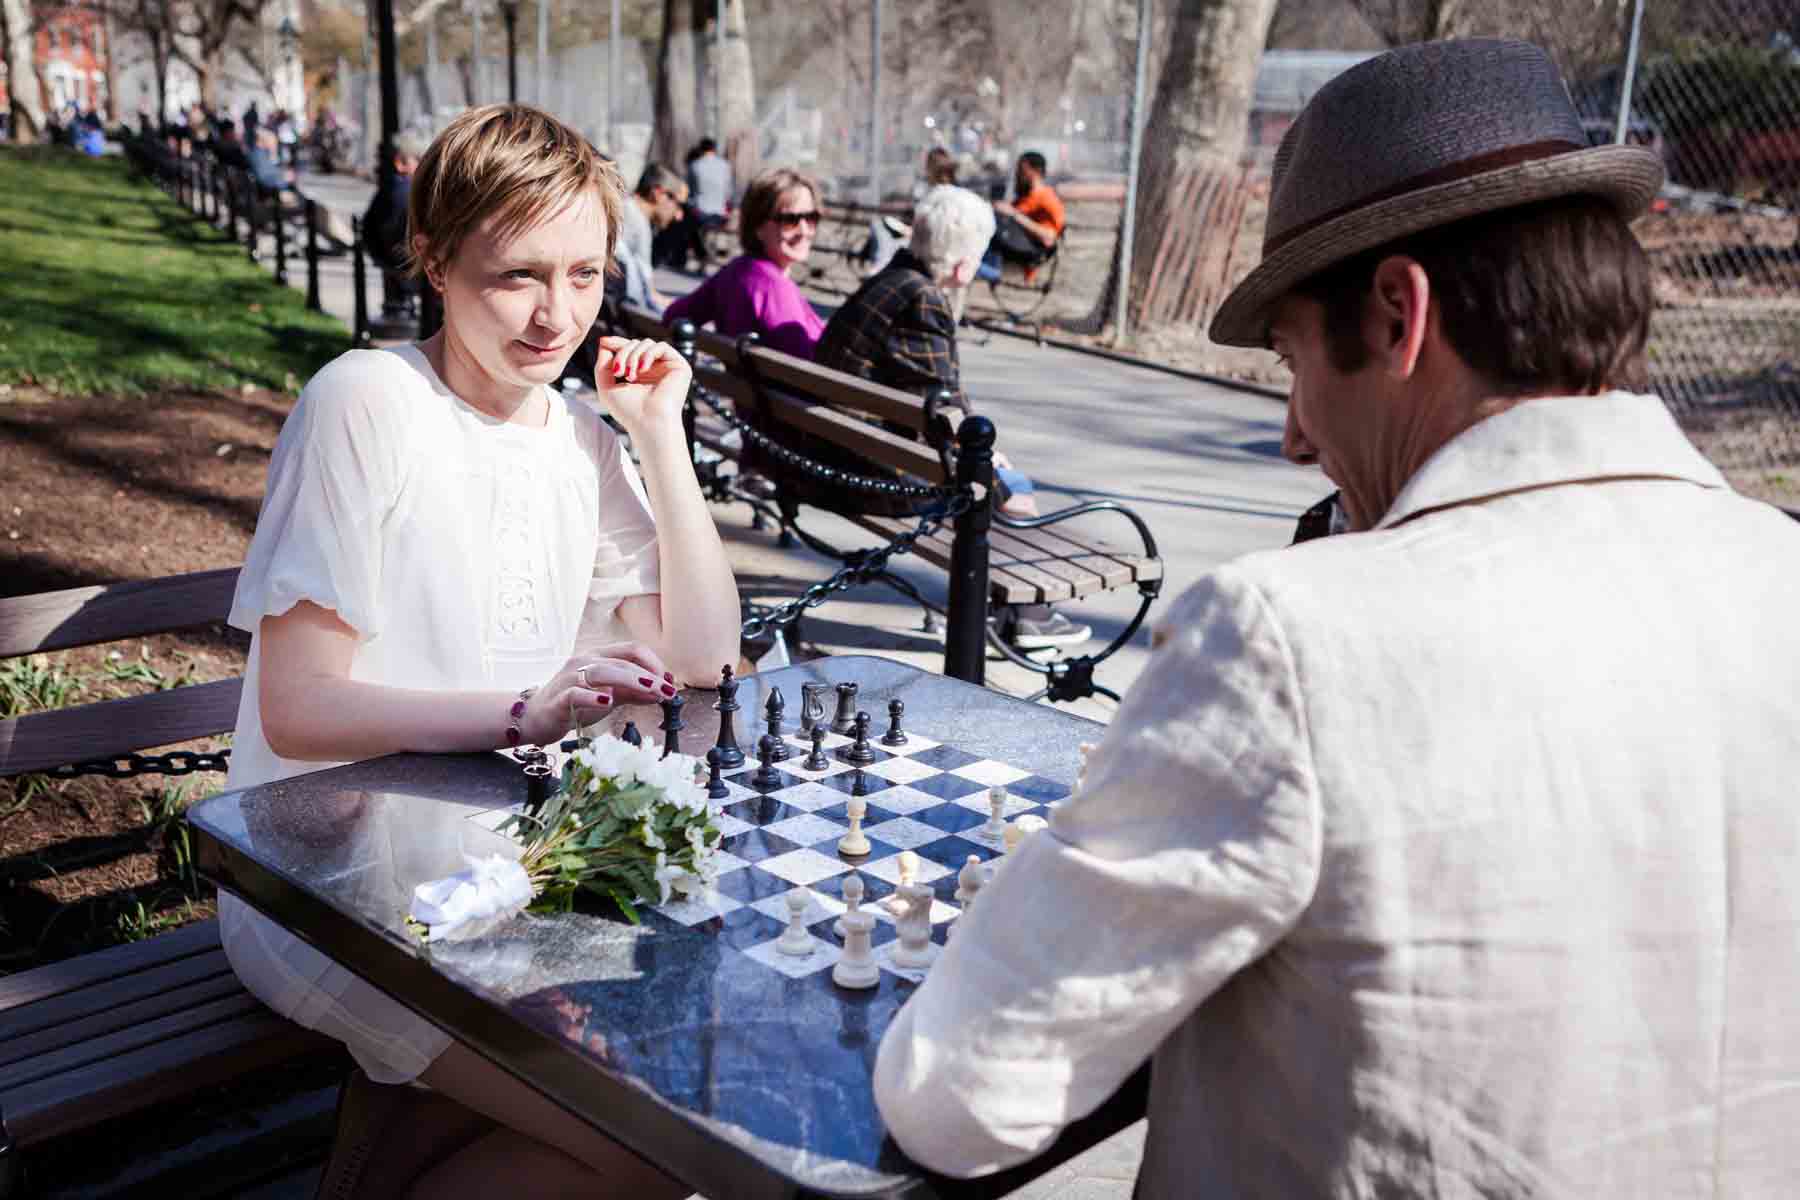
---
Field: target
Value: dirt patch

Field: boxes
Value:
[1,383,291,972]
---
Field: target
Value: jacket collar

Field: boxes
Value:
[1376,392,1728,530]
[886,248,930,280]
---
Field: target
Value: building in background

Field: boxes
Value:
[0,2,110,120]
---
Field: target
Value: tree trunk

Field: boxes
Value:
[1118,0,1277,335]
[717,0,756,184]
[1,0,46,141]
[652,0,699,164]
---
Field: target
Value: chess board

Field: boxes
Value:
[646,725,1071,983]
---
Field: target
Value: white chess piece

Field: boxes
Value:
[984,785,1008,839]
[834,870,864,939]
[832,907,880,988]
[885,850,921,920]
[890,879,935,969]
[954,854,987,904]
[1003,814,1048,857]
[1077,741,1098,788]
[777,886,814,956]
[838,794,871,856]
[895,849,919,887]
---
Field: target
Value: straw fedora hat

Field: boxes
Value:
[1208,39,1664,348]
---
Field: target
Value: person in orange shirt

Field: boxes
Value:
[976,151,1064,282]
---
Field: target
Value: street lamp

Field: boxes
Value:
[277,16,300,120]
[498,1,519,104]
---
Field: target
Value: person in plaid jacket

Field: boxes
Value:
[815,185,1091,651]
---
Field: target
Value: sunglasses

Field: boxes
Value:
[773,211,822,229]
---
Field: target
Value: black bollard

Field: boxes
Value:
[304,199,322,312]
[351,216,370,346]
[944,415,995,685]
[273,193,289,287]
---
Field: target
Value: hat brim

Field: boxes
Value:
[1207,145,1665,349]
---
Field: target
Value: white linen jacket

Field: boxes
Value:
[874,392,1800,1197]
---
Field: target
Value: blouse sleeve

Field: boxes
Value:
[229,352,404,641]
[586,417,661,606]
[662,272,715,328]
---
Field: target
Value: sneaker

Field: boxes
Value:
[1005,610,1092,650]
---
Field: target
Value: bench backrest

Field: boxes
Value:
[0,571,244,779]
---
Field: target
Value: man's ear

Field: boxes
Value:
[1367,256,1431,379]
[413,236,444,291]
[948,256,976,288]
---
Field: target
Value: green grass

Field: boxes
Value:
[0,145,346,395]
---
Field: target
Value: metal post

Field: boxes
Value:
[352,215,371,345]
[305,198,322,311]
[274,193,290,286]
[535,0,548,107]
[427,15,439,121]
[377,0,400,233]
[502,2,519,103]
[713,0,724,137]
[944,414,994,685]
[1114,0,1151,341]
[1614,0,1646,145]
[245,173,260,261]
[608,0,620,149]
[867,0,882,206]
[471,1,484,105]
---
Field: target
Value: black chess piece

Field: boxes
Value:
[838,710,877,766]
[620,721,643,747]
[882,698,908,747]
[752,733,783,789]
[804,723,830,771]
[658,693,686,759]
[800,682,828,733]
[764,687,791,762]
[831,681,859,735]
[705,746,730,800]
[712,664,744,769]
[850,766,870,797]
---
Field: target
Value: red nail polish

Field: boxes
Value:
[639,676,655,687]
[663,672,674,682]
[661,684,677,697]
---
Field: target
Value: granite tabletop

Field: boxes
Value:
[188,656,1131,1199]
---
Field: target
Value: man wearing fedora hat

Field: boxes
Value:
[873,39,1800,1196]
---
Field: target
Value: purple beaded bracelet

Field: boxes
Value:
[506,686,536,747]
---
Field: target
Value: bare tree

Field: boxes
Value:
[652,0,699,162]
[2,0,47,140]
[167,0,274,108]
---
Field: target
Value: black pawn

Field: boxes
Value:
[850,766,870,797]
[882,698,908,747]
[705,747,730,801]
[752,733,783,790]
[764,687,791,762]
[831,681,859,735]
[804,723,830,771]
[712,664,744,769]
[658,693,686,759]
[838,710,877,766]
[620,721,643,747]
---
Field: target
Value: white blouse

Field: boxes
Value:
[217,344,660,1082]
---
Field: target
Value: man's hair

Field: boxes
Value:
[1018,151,1046,176]
[636,162,684,199]
[910,185,995,280]
[738,166,818,257]
[1294,195,1651,395]
[696,137,718,155]
[405,104,622,281]
[924,147,957,187]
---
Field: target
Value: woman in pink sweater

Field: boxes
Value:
[663,166,826,358]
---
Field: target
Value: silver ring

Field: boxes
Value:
[576,666,591,690]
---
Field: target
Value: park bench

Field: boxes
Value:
[606,304,1163,704]
[0,571,332,1194]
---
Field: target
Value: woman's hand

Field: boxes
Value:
[518,642,677,746]
[593,337,691,443]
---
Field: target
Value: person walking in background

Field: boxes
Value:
[975,150,1063,283]
[815,185,1091,652]
[662,166,825,358]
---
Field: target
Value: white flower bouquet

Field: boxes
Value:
[408,738,723,940]
[498,737,723,922]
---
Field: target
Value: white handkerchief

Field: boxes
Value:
[410,854,534,942]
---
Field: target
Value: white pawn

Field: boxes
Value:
[885,850,920,920]
[833,907,880,989]
[838,793,871,856]
[890,879,935,969]
[834,871,865,939]
[954,854,987,904]
[777,886,814,957]
[984,785,1009,839]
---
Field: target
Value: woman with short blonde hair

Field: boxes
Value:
[220,103,733,1196]
[663,164,826,357]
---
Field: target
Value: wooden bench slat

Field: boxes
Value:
[850,516,1069,606]
[0,919,224,1013]
[691,364,755,405]
[4,1009,333,1146]
[0,973,248,1069]
[764,393,948,483]
[0,992,264,1093]
[0,569,238,658]
[0,677,243,779]
[745,346,934,435]
[989,523,1132,592]
[0,950,236,1041]
[1004,518,1164,585]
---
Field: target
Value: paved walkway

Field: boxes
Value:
[256,171,1322,1199]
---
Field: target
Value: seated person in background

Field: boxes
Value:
[975,150,1063,283]
[663,166,825,359]
[211,119,250,171]
[246,127,292,196]
[362,132,429,315]
[858,146,960,278]
[875,38,1800,1197]
[815,185,1092,652]
[615,163,687,313]
[221,102,736,1197]
[682,137,734,265]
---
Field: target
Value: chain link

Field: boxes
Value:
[43,748,233,780]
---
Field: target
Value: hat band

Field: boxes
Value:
[1263,138,1584,256]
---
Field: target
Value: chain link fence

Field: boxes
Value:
[331,0,1798,502]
